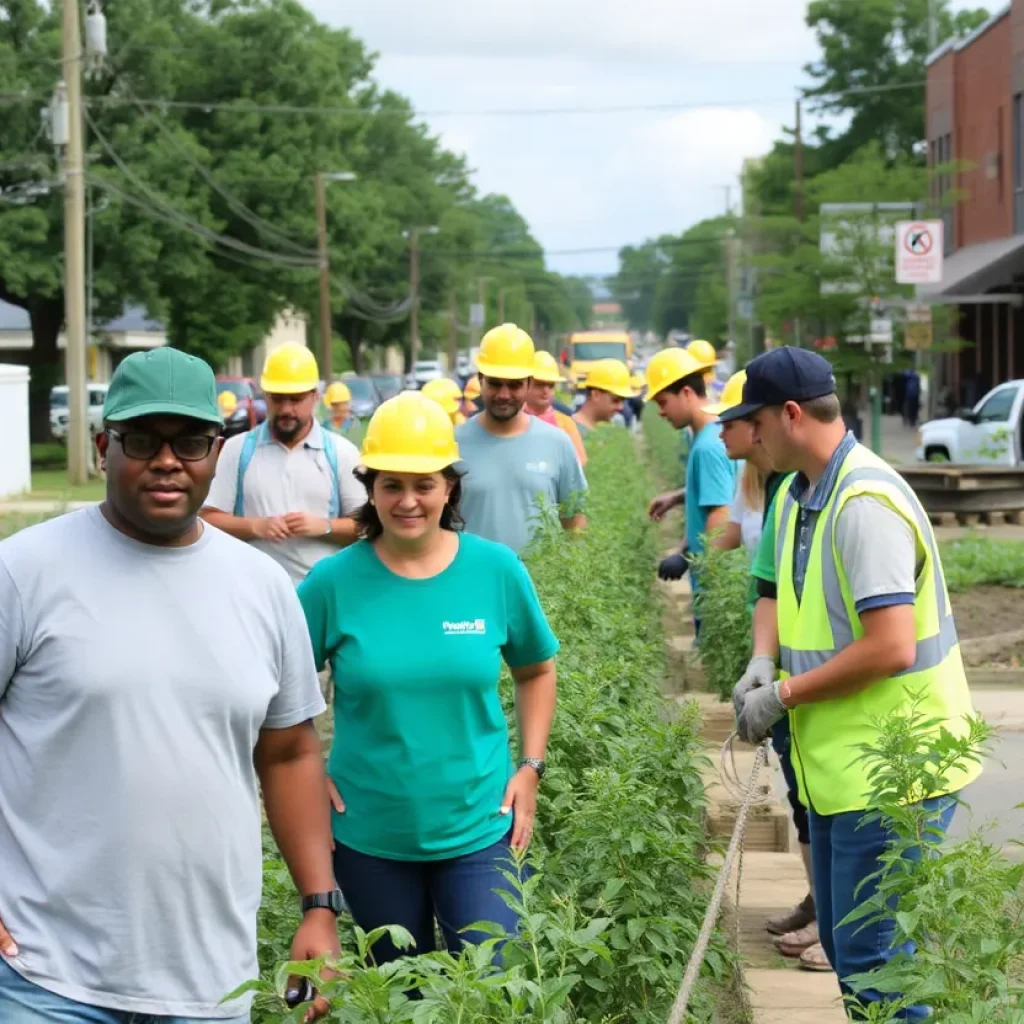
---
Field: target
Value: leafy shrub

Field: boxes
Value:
[690,545,752,701]
[846,700,1024,1021]
[642,402,685,488]
[251,428,726,1022]
[939,536,1024,592]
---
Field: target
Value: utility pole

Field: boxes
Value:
[498,287,508,323]
[928,0,938,51]
[448,289,458,375]
[408,228,421,367]
[314,171,332,382]
[793,96,805,348]
[314,170,357,383]
[405,225,439,369]
[63,0,88,485]
[725,228,737,348]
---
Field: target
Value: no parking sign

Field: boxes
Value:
[895,221,943,285]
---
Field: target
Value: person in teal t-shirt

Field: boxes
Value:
[647,357,736,637]
[297,391,559,966]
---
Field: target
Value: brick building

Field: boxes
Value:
[925,3,1024,409]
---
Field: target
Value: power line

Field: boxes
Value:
[120,86,320,257]
[84,109,320,267]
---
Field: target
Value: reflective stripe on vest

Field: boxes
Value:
[778,466,959,678]
[233,422,341,519]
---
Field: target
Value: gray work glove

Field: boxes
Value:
[731,655,777,720]
[736,681,787,745]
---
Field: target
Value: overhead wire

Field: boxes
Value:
[84,108,321,268]
[118,85,321,258]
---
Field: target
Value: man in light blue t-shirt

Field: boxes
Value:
[456,323,588,554]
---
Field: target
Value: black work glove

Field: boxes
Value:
[658,552,690,581]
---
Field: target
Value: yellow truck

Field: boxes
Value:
[564,330,632,389]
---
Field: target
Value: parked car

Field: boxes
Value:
[216,377,266,431]
[369,373,404,402]
[49,383,108,441]
[916,379,1024,465]
[412,359,445,388]
[340,375,383,419]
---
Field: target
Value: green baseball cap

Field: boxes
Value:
[103,347,223,425]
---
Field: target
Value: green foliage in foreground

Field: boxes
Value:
[642,403,684,489]
[939,536,1024,593]
[252,429,727,1022]
[846,702,1024,1021]
[691,545,752,702]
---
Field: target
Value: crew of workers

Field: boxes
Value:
[0,326,974,1024]
[645,342,980,1017]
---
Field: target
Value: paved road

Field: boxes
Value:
[947,690,1024,854]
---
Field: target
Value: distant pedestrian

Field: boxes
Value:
[902,367,921,428]
[572,360,637,438]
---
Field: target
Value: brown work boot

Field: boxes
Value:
[765,892,815,936]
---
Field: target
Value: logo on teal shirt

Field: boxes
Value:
[443,619,487,636]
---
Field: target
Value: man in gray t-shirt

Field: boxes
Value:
[455,323,588,554]
[0,349,340,1023]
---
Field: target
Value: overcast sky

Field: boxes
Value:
[303,0,983,279]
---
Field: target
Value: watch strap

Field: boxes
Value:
[519,757,546,779]
[301,890,345,915]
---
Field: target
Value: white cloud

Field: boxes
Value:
[302,1,818,274]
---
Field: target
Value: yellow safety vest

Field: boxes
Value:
[774,442,980,815]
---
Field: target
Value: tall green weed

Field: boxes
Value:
[844,701,1024,1021]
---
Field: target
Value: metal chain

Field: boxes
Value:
[666,739,769,1024]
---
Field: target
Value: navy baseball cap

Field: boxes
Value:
[719,347,837,423]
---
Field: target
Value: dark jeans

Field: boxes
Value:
[809,795,957,1020]
[332,830,521,965]
[770,716,809,845]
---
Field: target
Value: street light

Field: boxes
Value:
[403,225,439,367]
[314,170,358,382]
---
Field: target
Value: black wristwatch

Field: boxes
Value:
[519,757,546,779]
[301,890,345,915]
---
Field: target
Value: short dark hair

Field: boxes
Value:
[662,371,708,399]
[801,393,842,423]
[352,465,465,541]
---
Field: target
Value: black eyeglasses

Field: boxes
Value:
[106,428,216,462]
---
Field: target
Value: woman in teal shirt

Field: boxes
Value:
[297,391,558,964]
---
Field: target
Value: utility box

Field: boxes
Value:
[0,364,31,499]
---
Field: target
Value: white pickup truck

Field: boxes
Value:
[916,380,1024,465]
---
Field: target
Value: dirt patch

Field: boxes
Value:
[952,586,1024,667]
[952,586,1024,640]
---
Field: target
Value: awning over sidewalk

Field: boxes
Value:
[920,235,1024,302]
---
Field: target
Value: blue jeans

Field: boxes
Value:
[770,717,809,846]
[809,794,958,1020]
[0,959,249,1024]
[332,830,521,964]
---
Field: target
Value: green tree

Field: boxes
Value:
[804,0,990,166]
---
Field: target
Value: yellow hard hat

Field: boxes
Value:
[645,347,704,401]
[260,343,319,395]
[324,381,351,405]
[584,359,636,399]
[686,339,718,372]
[464,375,481,400]
[703,370,747,417]
[630,371,646,392]
[361,391,460,473]
[475,323,535,380]
[421,377,463,415]
[217,390,238,416]
[532,350,565,384]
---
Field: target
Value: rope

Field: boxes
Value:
[666,737,769,1024]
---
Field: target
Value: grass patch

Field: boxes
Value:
[26,469,105,503]
[939,536,1024,593]
[642,401,685,489]
[0,511,59,541]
